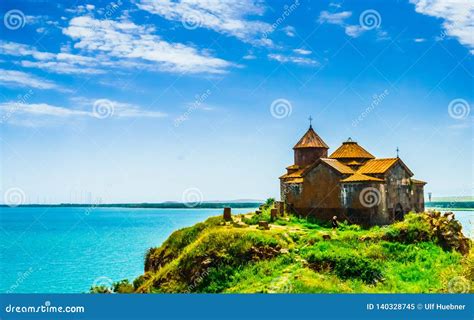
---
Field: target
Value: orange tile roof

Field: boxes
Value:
[346,160,363,165]
[285,178,304,184]
[411,178,427,185]
[320,158,354,174]
[279,168,305,179]
[329,140,375,159]
[286,164,300,170]
[357,158,398,174]
[356,158,414,176]
[341,173,384,183]
[281,158,353,180]
[293,127,329,149]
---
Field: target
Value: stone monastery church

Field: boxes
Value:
[280,123,426,226]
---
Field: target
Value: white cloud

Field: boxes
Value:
[25,15,49,25]
[62,16,232,74]
[0,103,89,118]
[318,10,381,38]
[268,53,319,66]
[136,0,272,45]
[344,25,365,38]
[293,48,312,55]
[318,10,352,25]
[65,4,97,15]
[318,10,367,38]
[243,54,257,60]
[410,0,474,53]
[282,26,296,37]
[0,41,104,74]
[0,15,232,75]
[0,99,167,126]
[414,38,426,42]
[71,97,167,118]
[329,3,343,9]
[0,69,68,91]
[0,41,55,60]
[376,30,390,41]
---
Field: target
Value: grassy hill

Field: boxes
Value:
[93,209,472,294]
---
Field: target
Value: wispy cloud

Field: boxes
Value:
[268,53,319,66]
[243,54,257,60]
[344,25,365,38]
[0,98,167,126]
[318,10,352,25]
[0,69,69,92]
[293,48,312,55]
[318,10,383,39]
[318,10,366,38]
[0,15,233,75]
[62,16,232,74]
[71,97,167,118]
[64,4,96,15]
[410,0,474,54]
[0,41,104,74]
[0,102,89,118]
[282,25,296,37]
[136,0,273,46]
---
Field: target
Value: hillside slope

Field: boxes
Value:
[101,210,473,294]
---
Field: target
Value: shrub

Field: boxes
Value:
[113,279,134,293]
[382,213,433,244]
[305,250,383,284]
[382,212,471,255]
[242,210,271,225]
[89,285,112,294]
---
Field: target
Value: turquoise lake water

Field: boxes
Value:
[0,207,472,293]
[0,207,255,293]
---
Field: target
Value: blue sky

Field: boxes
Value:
[0,0,472,204]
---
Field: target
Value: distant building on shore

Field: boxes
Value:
[280,123,426,225]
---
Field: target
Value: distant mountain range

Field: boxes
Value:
[1,201,264,209]
[430,196,474,202]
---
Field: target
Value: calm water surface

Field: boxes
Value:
[1,207,471,293]
[0,207,255,293]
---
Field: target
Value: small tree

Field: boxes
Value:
[264,198,275,209]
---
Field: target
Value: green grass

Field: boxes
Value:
[101,211,472,294]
